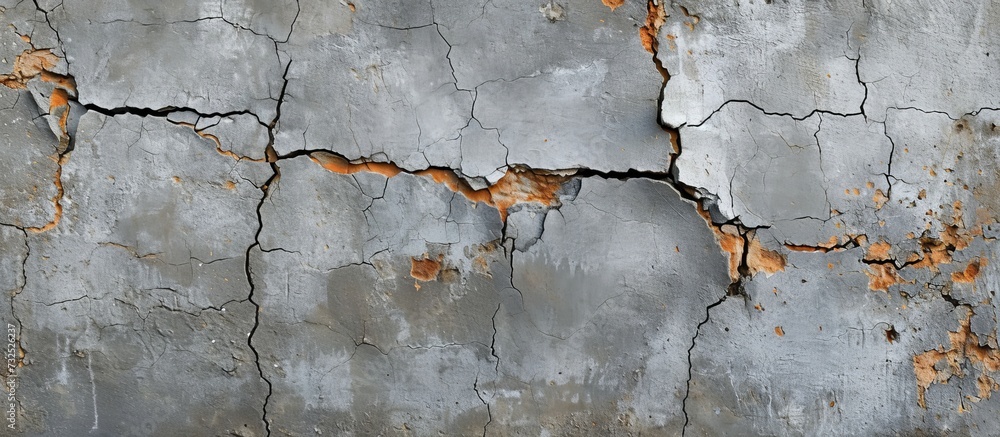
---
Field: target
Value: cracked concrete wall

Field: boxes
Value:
[1,0,999,435]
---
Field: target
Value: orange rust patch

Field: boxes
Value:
[774,326,784,337]
[678,5,700,31]
[25,154,68,233]
[908,236,954,271]
[978,374,999,400]
[40,70,77,93]
[410,256,442,282]
[940,224,973,251]
[347,2,356,12]
[865,240,892,262]
[865,263,903,292]
[486,169,567,222]
[48,88,70,112]
[311,152,568,223]
[784,235,866,253]
[784,235,840,253]
[601,0,625,11]
[638,0,667,54]
[873,189,888,209]
[1,49,60,89]
[223,180,236,190]
[952,258,985,283]
[704,222,743,281]
[747,237,785,276]
[914,310,1000,409]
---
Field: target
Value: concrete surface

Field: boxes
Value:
[1,0,999,435]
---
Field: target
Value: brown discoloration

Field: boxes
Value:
[940,224,973,251]
[40,70,77,93]
[311,151,402,178]
[865,263,903,292]
[914,310,1000,409]
[907,236,954,272]
[872,189,888,209]
[172,122,266,162]
[702,221,743,281]
[774,326,784,337]
[470,241,498,278]
[638,0,666,54]
[784,235,866,253]
[978,374,999,400]
[747,237,785,276]
[601,0,625,11]
[487,168,568,222]
[48,87,70,112]
[678,5,700,31]
[1,48,59,89]
[914,350,947,409]
[410,255,442,282]
[311,152,568,222]
[865,240,892,262]
[25,154,68,233]
[952,258,984,283]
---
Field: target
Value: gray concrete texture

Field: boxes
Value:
[0,0,998,435]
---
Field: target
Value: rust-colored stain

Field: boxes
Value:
[747,237,786,276]
[410,255,442,282]
[678,5,701,31]
[704,221,743,281]
[40,70,77,93]
[311,151,402,178]
[940,224,972,251]
[48,87,70,112]
[907,236,954,272]
[173,123,266,162]
[952,258,985,283]
[914,310,1000,408]
[784,235,866,253]
[486,168,568,222]
[865,263,903,292]
[978,374,999,400]
[638,0,667,54]
[774,326,784,337]
[785,235,839,252]
[1,48,59,89]
[864,240,892,262]
[470,241,498,278]
[311,152,568,222]
[25,154,68,233]
[872,189,888,209]
[601,0,625,11]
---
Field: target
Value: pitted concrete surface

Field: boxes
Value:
[2,0,1000,435]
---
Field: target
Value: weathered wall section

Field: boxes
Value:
[1,0,999,435]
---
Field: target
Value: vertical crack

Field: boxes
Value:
[473,373,492,437]
[680,280,740,436]
[245,59,292,437]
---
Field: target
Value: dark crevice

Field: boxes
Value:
[244,59,292,437]
[688,98,865,129]
[81,103,266,127]
[680,288,731,436]
[473,373,492,437]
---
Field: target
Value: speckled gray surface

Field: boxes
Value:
[2,0,1000,435]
